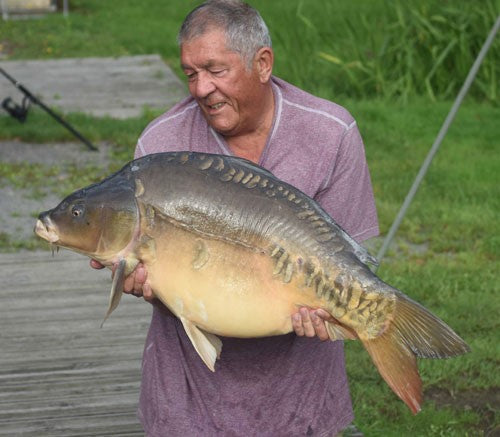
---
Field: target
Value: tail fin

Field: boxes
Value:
[361,292,470,414]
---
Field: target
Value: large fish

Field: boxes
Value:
[34,151,469,413]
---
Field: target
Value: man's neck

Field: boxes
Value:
[226,132,269,163]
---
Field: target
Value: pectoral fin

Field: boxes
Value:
[101,259,126,327]
[180,316,222,371]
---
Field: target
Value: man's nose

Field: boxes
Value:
[192,72,216,98]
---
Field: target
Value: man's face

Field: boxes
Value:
[180,29,267,137]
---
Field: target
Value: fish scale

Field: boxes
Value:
[34,151,469,414]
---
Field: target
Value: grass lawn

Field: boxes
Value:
[1,1,498,435]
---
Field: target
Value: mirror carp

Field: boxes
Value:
[34,151,469,414]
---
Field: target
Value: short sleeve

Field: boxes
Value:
[314,123,379,242]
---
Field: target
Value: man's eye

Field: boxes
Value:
[211,70,226,76]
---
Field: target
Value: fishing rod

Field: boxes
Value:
[0,67,98,151]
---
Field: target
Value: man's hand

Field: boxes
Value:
[292,308,334,341]
[89,259,154,302]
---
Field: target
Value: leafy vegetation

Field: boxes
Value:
[0,1,498,435]
[272,0,500,102]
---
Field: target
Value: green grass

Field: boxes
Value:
[0,109,159,159]
[0,1,498,435]
[346,99,500,435]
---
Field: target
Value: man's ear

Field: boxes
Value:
[255,47,274,83]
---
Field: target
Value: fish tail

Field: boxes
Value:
[361,291,470,414]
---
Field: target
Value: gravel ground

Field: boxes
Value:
[0,140,112,242]
[0,55,186,119]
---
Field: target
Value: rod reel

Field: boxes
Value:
[2,95,31,123]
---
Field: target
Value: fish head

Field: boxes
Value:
[34,176,140,261]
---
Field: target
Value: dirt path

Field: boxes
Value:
[0,55,186,118]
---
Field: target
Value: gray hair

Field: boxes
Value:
[178,0,272,68]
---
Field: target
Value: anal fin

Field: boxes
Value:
[325,321,357,341]
[180,316,222,371]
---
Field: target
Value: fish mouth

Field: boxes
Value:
[34,218,60,243]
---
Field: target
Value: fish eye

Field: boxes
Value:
[71,204,85,218]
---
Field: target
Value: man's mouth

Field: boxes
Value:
[207,102,225,111]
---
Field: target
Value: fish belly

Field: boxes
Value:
[144,224,320,338]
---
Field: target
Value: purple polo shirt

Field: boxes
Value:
[135,76,379,436]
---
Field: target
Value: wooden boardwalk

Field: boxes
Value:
[0,250,152,436]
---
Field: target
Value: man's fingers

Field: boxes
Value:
[292,313,304,336]
[311,310,330,341]
[122,270,137,294]
[299,308,316,337]
[90,259,105,270]
[142,282,154,302]
[292,309,316,337]
[122,264,148,297]
[134,264,147,285]
[292,308,332,341]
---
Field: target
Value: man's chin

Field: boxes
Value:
[206,118,238,137]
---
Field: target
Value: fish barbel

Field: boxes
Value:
[34,151,469,413]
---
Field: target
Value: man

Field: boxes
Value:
[92,1,378,435]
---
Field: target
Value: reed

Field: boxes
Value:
[265,0,499,102]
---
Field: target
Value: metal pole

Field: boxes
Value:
[0,67,98,151]
[375,15,500,271]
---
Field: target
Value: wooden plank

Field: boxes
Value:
[0,250,151,435]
